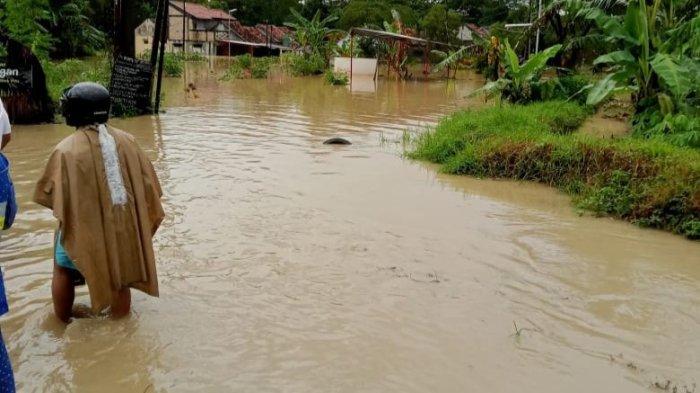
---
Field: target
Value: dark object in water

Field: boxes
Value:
[324,137,352,145]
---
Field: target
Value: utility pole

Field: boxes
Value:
[113,0,140,57]
[182,1,187,55]
[535,0,543,53]
[228,8,237,57]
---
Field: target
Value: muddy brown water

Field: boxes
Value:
[1,66,699,392]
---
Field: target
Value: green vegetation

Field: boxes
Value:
[581,0,699,149]
[324,69,349,85]
[473,41,562,103]
[420,4,462,44]
[43,54,111,102]
[163,53,184,77]
[280,52,326,76]
[410,101,699,238]
[221,55,278,80]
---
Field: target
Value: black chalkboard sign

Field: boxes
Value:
[0,64,33,94]
[110,55,153,115]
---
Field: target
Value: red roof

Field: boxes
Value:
[170,1,233,21]
[466,23,489,38]
[255,24,293,44]
[229,21,266,43]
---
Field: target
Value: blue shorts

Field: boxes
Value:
[55,232,77,271]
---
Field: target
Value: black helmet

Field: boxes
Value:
[60,82,111,127]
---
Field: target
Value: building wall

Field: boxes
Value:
[167,5,216,54]
[135,34,152,56]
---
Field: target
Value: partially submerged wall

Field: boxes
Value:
[333,57,378,79]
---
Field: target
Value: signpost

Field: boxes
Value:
[111,0,169,115]
[0,65,33,95]
[0,34,53,124]
[110,56,153,115]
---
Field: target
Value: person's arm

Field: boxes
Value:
[0,100,10,150]
[1,134,10,150]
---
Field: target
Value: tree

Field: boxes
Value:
[421,4,461,44]
[49,0,105,58]
[338,0,392,30]
[0,0,53,59]
[228,0,301,25]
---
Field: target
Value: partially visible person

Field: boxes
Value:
[0,98,10,150]
[0,256,15,392]
[34,83,164,323]
[0,125,16,391]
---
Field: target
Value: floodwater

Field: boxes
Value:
[1,65,699,393]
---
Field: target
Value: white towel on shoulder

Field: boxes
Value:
[97,124,128,206]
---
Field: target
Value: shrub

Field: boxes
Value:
[538,74,592,106]
[163,53,184,77]
[237,54,253,69]
[411,101,700,238]
[43,53,111,103]
[632,111,700,149]
[280,52,325,76]
[324,70,349,86]
[220,56,277,80]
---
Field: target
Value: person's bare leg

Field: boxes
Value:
[52,264,75,323]
[110,287,131,319]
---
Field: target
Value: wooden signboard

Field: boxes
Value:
[0,34,53,124]
[0,64,33,94]
[110,55,153,115]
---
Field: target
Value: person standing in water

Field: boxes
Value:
[1,97,11,150]
[34,83,165,323]
[0,96,16,391]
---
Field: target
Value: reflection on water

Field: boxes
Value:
[0,65,698,392]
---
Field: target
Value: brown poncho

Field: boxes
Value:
[34,125,164,312]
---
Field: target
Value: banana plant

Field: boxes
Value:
[472,40,562,103]
[285,8,340,59]
[583,0,698,113]
[432,46,475,79]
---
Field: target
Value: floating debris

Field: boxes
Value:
[323,137,352,145]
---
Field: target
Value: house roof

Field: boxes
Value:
[228,21,267,43]
[255,24,293,44]
[465,23,489,38]
[170,1,233,21]
[349,28,454,48]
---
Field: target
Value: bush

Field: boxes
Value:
[410,101,700,238]
[324,70,349,86]
[43,53,111,103]
[220,56,277,80]
[237,54,253,69]
[632,111,700,149]
[539,74,592,106]
[163,53,184,77]
[280,52,326,76]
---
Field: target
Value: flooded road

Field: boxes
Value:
[1,67,699,392]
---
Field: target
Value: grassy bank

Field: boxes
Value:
[410,101,700,239]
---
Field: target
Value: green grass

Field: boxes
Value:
[410,101,700,239]
[43,53,111,103]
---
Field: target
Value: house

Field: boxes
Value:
[134,19,156,56]
[165,1,292,57]
[457,23,490,42]
[168,1,234,55]
[218,21,294,57]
